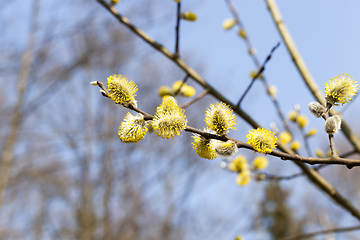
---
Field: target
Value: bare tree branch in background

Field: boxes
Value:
[0,0,39,211]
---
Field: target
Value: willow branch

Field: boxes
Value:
[123,100,360,168]
[96,0,360,221]
[265,0,360,153]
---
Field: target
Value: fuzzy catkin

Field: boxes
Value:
[214,140,238,157]
[308,102,326,118]
[324,115,341,134]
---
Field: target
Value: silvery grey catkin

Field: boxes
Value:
[214,140,238,157]
[324,115,341,134]
[308,102,326,118]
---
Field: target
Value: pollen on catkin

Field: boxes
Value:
[246,128,277,154]
[308,102,326,118]
[325,74,359,105]
[156,96,178,115]
[204,102,236,135]
[107,74,138,107]
[214,140,238,157]
[192,129,218,160]
[118,113,148,143]
[152,96,187,139]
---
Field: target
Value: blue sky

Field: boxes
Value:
[3,0,360,238]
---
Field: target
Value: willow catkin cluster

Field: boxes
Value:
[152,96,187,139]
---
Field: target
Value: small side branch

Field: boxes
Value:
[262,172,304,181]
[301,128,312,157]
[179,89,209,109]
[174,2,181,58]
[236,42,280,107]
[261,164,324,181]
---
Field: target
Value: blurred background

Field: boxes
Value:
[1,0,360,239]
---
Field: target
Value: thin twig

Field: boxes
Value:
[311,150,356,172]
[301,128,312,157]
[174,2,181,58]
[262,164,325,181]
[280,225,360,240]
[341,149,357,158]
[224,0,258,66]
[225,0,291,134]
[179,89,209,109]
[262,172,304,181]
[236,42,280,107]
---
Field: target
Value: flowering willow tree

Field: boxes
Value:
[90,0,360,239]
